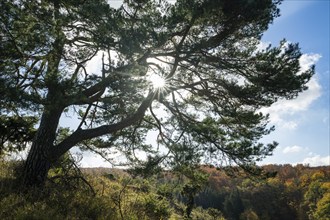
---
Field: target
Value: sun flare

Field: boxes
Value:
[149,74,166,89]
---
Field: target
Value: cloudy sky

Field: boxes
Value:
[71,0,329,167]
[258,0,329,166]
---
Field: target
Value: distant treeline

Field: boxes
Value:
[193,164,330,220]
[83,164,330,220]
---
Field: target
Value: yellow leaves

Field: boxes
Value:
[299,174,309,187]
[321,182,330,191]
[240,209,260,220]
[314,192,330,220]
[267,177,280,185]
[311,170,326,181]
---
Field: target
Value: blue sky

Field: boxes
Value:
[70,0,330,167]
[259,0,330,166]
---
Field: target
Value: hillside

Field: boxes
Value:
[1,158,329,219]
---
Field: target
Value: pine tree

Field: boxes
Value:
[0,0,314,187]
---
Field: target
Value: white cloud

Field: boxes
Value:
[85,52,103,75]
[257,41,271,51]
[299,53,322,74]
[308,152,314,156]
[107,0,123,9]
[302,155,330,167]
[79,154,112,168]
[261,53,322,129]
[281,121,298,130]
[70,147,114,168]
[282,145,303,154]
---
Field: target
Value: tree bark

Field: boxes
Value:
[22,106,63,187]
[23,141,52,187]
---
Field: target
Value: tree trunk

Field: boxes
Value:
[22,12,66,187]
[22,107,63,187]
[23,141,52,187]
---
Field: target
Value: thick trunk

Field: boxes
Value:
[23,142,52,187]
[22,107,63,187]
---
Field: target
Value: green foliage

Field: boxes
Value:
[0,159,173,219]
[239,209,259,220]
[223,190,244,220]
[0,186,117,220]
[314,192,330,220]
[304,172,330,220]
[172,164,209,218]
[190,207,225,220]
[1,158,329,219]
[0,115,37,155]
[193,165,330,220]
[0,0,315,186]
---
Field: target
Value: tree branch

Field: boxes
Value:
[51,92,155,160]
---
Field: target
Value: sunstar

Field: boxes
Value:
[149,74,166,89]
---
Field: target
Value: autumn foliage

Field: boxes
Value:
[1,157,329,219]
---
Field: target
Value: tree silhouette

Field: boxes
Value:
[0,0,314,186]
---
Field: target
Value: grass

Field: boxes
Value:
[0,158,224,220]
